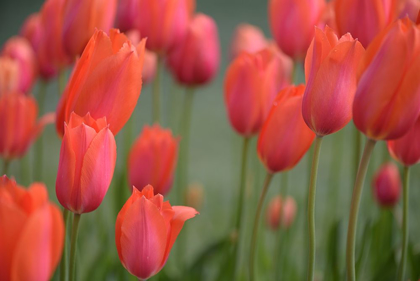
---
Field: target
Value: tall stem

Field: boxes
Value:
[249,172,274,281]
[307,136,323,281]
[397,166,410,281]
[346,138,376,281]
[152,56,162,123]
[69,213,81,281]
[34,80,47,181]
[353,128,362,183]
[60,209,70,281]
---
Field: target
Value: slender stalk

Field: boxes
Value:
[249,172,274,281]
[60,209,70,281]
[152,56,162,123]
[58,69,66,96]
[282,171,289,197]
[69,213,81,281]
[307,136,323,281]
[397,166,410,281]
[3,159,10,175]
[346,138,376,281]
[353,128,362,183]
[34,80,47,181]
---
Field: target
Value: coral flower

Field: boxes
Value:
[372,163,401,208]
[116,185,198,280]
[353,19,420,140]
[302,26,365,136]
[0,57,19,96]
[0,176,64,281]
[230,23,267,59]
[266,195,297,230]
[128,125,179,196]
[56,112,117,214]
[281,196,297,229]
[55,29,146,136]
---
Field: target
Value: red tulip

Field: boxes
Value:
[0,176,64,281]
[258,85,315,173]
[62,0,117,57]
[302,26,365,136]
[56,112,117,214]
[281,196,297,229]
[266,195,282,230]
[230,23,267,59]
[353,19,420,140]
[0,57,19,96]
[128,125,179,196]
[167,13,220,86]
[372,163,401,207]
[20,14,43,56]
[56,29,146,136]
[269,0,326,60]
[116,185,198,280]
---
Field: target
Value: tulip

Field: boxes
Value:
[281,196,297,229]
[20,14,42,55]
[115,185,198,280]
[372,163,401,208]
[128,125,178,196]
[167,13,220,86]
[268,0,326,60]
[388,117,420,167]
[0,57,19,96]
[1,36,37,93]
[266,195,282,230]
[56,112,117,214]
[302,26,365,136]
[55,29,146,136]
[399,0,420,21]
[62,0,117,57]
[0,176,64,281]
[335,0,401,47]
[230,23,267,59]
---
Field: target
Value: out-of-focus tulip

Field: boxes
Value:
[116,185,198,280]
[0,92,54,160]
[0,176,64,281]
[372,163,401,207]
[353,19,420,140]
[281,196,297,228]
[224,47,291,137]
[269,0,326,60]
[185,182,204,210]
[388,116,420,167]
[230,23,267,59]
[266,195,282,230]
[1,36,37,93]
[20,14,42,54]
[62,0,117,57]
[258,85,315,173]
[128,125,178,196]
[0,57,19,96]
[399,0,420,21]
[302,26,365,136]
[56,29,146,136]
[56,112,117,214]
[167,13,220,86]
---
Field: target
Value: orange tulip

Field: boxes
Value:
[128,125,179,196]
[56,29,146,136]
[372,163,401,208]
[269,0,326,60]
[0,176,64,281]
[56,112,116,214]
[62,0,117,57]
[353,19,420,140]
[302,26,365,136]
[230,23,267,59]
[0,57,19,96]
[116,185,198,280]
[257,85,315,173]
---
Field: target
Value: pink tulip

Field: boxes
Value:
[230,23,267,59]
[372,163,401,208]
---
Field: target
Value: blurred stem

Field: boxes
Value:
[353,128,362,184]
[152,56,162,123]
[58,69,66,96]
[282,172,289,196]
[69,213,81,281]
[249,172,274,281]
[346,138,376,281]
[3,159,10,175]
[34,80,47,181]
[397,166,410,281]
[307,136,323,281]
[60,209,70,281]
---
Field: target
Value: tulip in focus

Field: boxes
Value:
[56,112,117,214]
[0,176,64,281]
[116,185,198,280]
[372,163,401,208]
[230,23,267,59]
[302,26,365,136]
[128,125,178,196]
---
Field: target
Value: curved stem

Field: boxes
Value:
[397,166,410,281]
[249,172,274,281]
[34,80,47,181]
[69,213,81,281]
[60,209,70,281]
[346,138,376,281]
[307,136,323,281]
[152,56,162,123]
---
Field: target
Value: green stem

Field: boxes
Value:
[3,159,10,175]
[346,138,376,281]
[34,80,47,181]
[353,127,362,184]
[152,56,162,123]
[249,172,274,281]
[69,213,81,281]
[397,166,410,281]
[58,69,66,96]
[282,171,289,197]
[60,209,70,281]
[307,136,323,281]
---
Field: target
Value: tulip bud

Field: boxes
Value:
[116,185,198,280]
[0,176,64,281]
[62,0,117,57]
[56,29,146,136]
[281,196,297,229]
[372,163,401,208]
[269,0,326,60]
[353,19,420,140]
[258,85,315,173]
[167,13,220,86]
[266,195,282,230]
[230,23,267,59]
[56,112,117,214]
[0,57,19,96]
[185,182,204,211]
[302,26,365,136]
[128,125,179,196]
